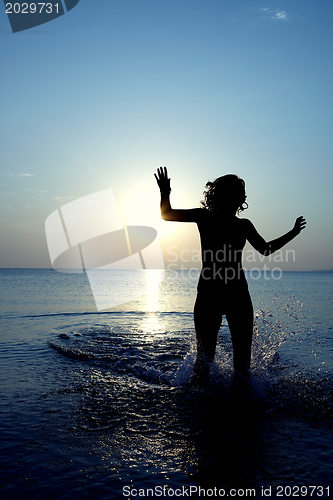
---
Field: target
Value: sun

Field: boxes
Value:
[120,184,185,238]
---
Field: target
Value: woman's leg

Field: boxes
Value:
[192,292,223,382]
[226,292,253,377]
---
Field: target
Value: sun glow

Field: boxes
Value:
[143,270,164,313]
[120,184,186,238]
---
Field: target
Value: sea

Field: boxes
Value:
[0,268,332,500]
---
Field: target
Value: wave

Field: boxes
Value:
[0,310,195,320]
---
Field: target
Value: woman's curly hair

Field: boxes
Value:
[200,174,248,214]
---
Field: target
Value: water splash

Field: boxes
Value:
[49,295,332,422]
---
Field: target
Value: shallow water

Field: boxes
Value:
[0,269,332,499]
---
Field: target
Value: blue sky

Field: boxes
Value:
[1,0,332,270]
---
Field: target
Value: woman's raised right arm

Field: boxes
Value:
[154,167,201,222]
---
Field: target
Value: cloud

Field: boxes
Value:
[53,196,75,200]
[274,11,288,21]
[17,173,35,177]
[259,7,288,21]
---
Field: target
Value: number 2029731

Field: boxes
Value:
[5,3,59,14]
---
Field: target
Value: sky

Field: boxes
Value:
[0,0,333,271]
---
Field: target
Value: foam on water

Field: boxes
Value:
[48,295,332,429]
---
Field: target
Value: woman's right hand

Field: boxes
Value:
[154,166,171,194]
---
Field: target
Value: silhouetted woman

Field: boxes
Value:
[155,167,306,381]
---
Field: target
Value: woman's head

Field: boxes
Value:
[201,174,248,215]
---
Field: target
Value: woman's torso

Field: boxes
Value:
[196,209,248,288]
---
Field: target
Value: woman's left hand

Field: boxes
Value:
[293,216,306,234]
